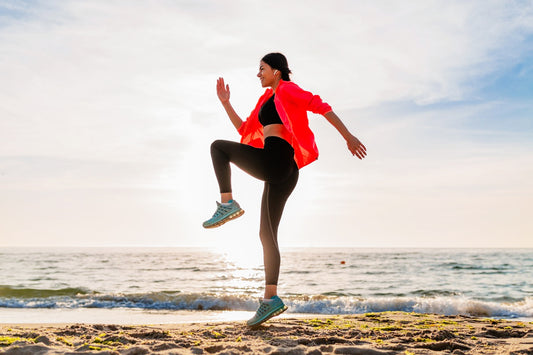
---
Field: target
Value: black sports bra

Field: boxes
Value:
[258,95,282,127]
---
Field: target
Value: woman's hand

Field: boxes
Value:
[216,77,243,130]
[346,134,367,160]
[216,77,230,103]
[323,111,367,160]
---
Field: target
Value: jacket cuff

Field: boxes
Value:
[237,121,247,135]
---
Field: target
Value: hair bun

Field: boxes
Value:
[280,67,292,81]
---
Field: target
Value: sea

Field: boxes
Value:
[1,247,532,324]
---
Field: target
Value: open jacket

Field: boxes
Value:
[237,80,332,169]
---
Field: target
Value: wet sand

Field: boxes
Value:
[1,312,532,354]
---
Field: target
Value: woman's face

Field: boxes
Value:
[257,61,278,88]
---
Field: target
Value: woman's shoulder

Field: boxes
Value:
[278,80,317,104]
[277,81,307,99]
[278,80,302,92]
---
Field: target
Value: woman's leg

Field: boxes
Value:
[210,138,299,299]
[210,139,270,195]
[205,139,283,228]
[260,165,299,299]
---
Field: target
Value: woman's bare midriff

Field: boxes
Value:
[263,124,292,143]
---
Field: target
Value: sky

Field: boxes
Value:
[1,0,532,249]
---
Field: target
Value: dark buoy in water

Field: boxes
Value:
[340,261,346,265]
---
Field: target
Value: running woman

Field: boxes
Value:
[203,53,367,327]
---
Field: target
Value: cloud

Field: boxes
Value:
[4,1,523,155]
[0,0,532,247]
[284,95,533,248]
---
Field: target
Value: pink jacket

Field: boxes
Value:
[237,80,332,169]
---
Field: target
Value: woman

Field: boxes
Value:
[203,53,367,327]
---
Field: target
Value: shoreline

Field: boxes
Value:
[1,312,532,354]
[0,308,326,325]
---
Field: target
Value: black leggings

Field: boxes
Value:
[210,137,299,285]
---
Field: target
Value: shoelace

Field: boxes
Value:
[256,302,270,316]
[213,204,232,217]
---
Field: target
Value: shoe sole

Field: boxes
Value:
[247,305,288,328]
[203,209,245,229]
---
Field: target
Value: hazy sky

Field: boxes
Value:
[1,0,532,249]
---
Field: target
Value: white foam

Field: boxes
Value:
[287,295,533,319]
[2,293,532,319]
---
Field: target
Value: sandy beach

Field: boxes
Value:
[1,312,532,354]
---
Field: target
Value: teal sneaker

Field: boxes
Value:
[246,296,288,327]
[202,200,244,228]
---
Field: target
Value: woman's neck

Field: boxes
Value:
[271,78,282,92]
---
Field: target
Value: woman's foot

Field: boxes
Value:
[202,200,244,228]
[246,296,288,327]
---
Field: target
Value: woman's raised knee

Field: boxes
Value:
[210,139,223,152]
[211,139,230,157]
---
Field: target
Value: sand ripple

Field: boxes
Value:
[1,312,532,354]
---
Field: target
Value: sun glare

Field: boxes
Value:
[212,245,264,294]
[217,245,262,271]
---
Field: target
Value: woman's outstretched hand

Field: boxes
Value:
[216,77,243,130]
[216,77,230,103]
[346,134,367,160]
[323,111,367,160]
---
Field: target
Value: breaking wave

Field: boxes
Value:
[1,286,532,319]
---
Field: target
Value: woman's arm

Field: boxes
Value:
[217,77,243,131]
[324,111,367,160]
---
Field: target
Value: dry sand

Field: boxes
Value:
[1,312,532,354]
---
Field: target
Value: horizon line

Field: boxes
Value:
[2,245,532,250]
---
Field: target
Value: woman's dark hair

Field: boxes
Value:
[261,52,292,81]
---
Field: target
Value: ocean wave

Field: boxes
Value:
[0,290,256,311]
[1,288,532,319]
[0,285,90,298]
[439,262,515,273]
[288,295,533,319]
